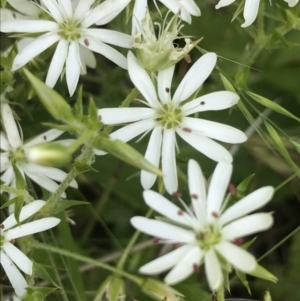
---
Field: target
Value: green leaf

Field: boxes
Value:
[235,269,251,294]
[23,287,56,301]
[23,69,74,122]
[52,200,90,215]
[248,264,278,282]
[246,91,300,122]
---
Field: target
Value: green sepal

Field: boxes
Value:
[12,164,25,190]
[74,162,98,173]
[248,264,278,283]
[1,0,6,8]
[219,73,237,93]
[33,262,59,288]
[98,137,162,176]
[231,0,245,22]
[0,195,19,209]
[12,164,26,222]
[52,200,90,215]
[87,96,102,130]
[23,69,74,122]
[74,85,83,120]
[241,237,257,249]
[23,287,57,301]
[42,122,75,132]
[235,269,251,294]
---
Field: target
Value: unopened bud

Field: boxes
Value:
[94,275,125,301]
[27,142,71,167]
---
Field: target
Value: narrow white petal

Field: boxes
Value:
[157,65,175,104]
[24,129,64,148]
[215,0,236,9]
[131,217,195,243]
[182,117,247,143]
[181,0,201,16]
[241,0,260,27]
[66,41,81,96]
[0,132,10,150]
[188,159,207,223]
[143,190,194,227]
[173,53,217,104]
[110,119,156,142]
[98,108,155,125]
[127,52,160,108]
[204,249,223,291]
[7,0,41,17]
[141,127,162,189]
[284,0,298,7]
[0,164,15,186]
[57,0,73,19]
[0,154,10,171]
[0,20,58,33]
[159,0,191,23]
[220,186,275,225]
[215,241,256,272]
[176,129,233,163]
[140,245,192,275]
[165,246,203,285]
[0,103,22,148]
[206,162,232,218]
[0,251,28,297]
[79,36,127,69]
[85,28,133,48]
[222,213,274,240]
[74,0,95,20]
[1,200,46,230]
[83,0,130,27]
[46,39,68,88]
[132,0,148,35]
[162,129,178,195]
[6,217,60,240]
[40,0,64,23]
[12,33,60,71]
[3,243,32,275]
[79,45,97,69]
[182,91,239,116]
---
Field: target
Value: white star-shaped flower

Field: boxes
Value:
[0,200,60,297]
[0,103,77,197]
[0,0,132,96]
[98,51,247,194]
[132,0,200,35]
[131,159,275,290]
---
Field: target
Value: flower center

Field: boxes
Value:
[9,147,27,164]
[157,104,182,129]
[196,225,222,250]
[59,20,81,41]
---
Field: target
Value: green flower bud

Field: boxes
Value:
[94,275,125,301]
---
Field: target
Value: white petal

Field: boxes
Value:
[110,119,156,142]
[83,0,130,27]
[0,132,10,150]
[141,127,162,189]
[143,190,194,227]
[220,186,275,225]
[74,0,95,20]
[181,0,201,15]
[0,164,15,186]
[3,243,32,275]
[66,41,81,96]
[0,20,58,33]
[57,0,73,19]
[0,154,10,171]
[157,65,175,104]
[79,36,127,69]
[215,241,256,272]
[131,216,195,243]
[24,129,64,148]
[165,246,203,285]
[241,0,260,27]
[159,0,191,23]
[6,217,60,240]
[162,129,178,195]
[0,102,22,148]
[7,0,41,17]
[12,33,60,71]
[182,91,239,116]
[206,161,232,218]
[40,0,64,23]
[188,159,207,223]
[79,45,97,69]
[1,200,46,230]
[204,249,223,291]
[85,28,133,48]
[222,213,274,240]
[132,0,148,35]
[182,117,247,143]
[98,108,155,125]
[127,52,160,108]
[215,0,236,9]
[0,251,28,297]
[176,128,233,162]
[46,39,68,88]
[172,53,217,104]
[140,245,192,275]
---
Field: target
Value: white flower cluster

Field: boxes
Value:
[0,0,285,299]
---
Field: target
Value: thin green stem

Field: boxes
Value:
[116,209,153,270]
[217,285,225,301]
